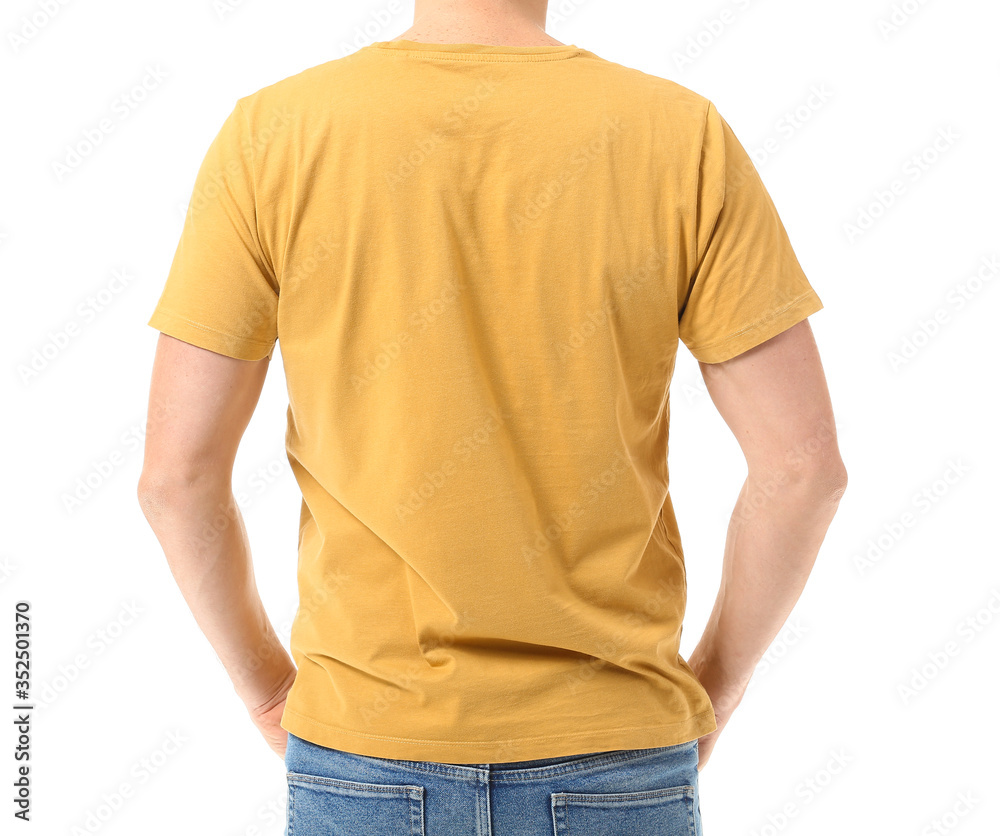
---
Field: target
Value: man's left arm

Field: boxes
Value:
[136,332,295,756]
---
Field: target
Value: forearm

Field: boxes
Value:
[137,480,295,710]
[688,471,846,712]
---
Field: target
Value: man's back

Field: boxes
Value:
[148,39,822,763]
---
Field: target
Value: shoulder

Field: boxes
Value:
[577,50,712,123]
[233,51,367,127]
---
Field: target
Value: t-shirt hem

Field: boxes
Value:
[685,288,823,364]
[280,705,719,763]
[148,306,276,361]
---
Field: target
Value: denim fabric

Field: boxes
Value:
[284,731,703,835]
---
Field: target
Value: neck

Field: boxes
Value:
[396,0,561,47]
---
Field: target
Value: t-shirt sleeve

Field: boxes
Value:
[678,100,823,364]
[147,100,279,361]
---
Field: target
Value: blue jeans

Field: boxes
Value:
[284,731,704,835]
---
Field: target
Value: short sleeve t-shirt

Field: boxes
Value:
[148,38,823,763]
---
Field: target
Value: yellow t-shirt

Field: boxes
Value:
[148,39,823,763]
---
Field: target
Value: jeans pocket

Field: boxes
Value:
[286,771,425,836]
[551,784,698,836]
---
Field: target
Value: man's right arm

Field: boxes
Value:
[686,317,848,770]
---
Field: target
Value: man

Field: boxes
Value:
[138,0,847,832]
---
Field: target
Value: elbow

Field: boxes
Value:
[821,465,848,503]
[795,459,848,503]
[136,471,195,520]
[136,475,170,523]
[749,453,848,503]
[136,470,171,506]
[137,467,231,520]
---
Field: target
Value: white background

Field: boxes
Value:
[3,0,998,834]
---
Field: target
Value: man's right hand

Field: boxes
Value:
[695,705,733,771]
